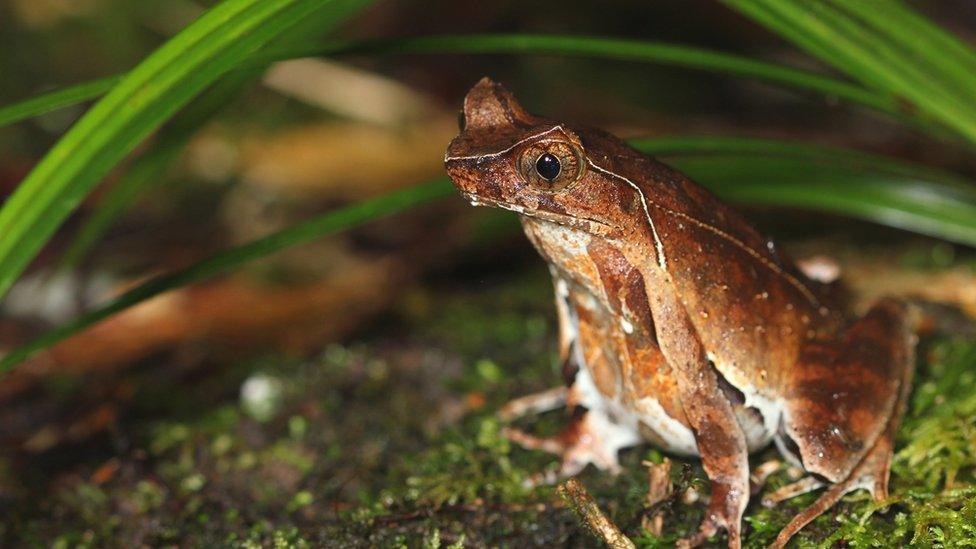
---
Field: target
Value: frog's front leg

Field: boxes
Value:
[500,276,641,483]
[498,272,579,426]
[503,384,640,484]
[649,279,750,549]
[498,276,578,424]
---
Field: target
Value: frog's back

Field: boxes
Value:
[578,127,844,400]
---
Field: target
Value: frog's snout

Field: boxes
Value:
[443,149,475,193]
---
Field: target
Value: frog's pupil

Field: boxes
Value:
[536,153,561,181]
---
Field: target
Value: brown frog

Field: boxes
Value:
[444,79,918,548]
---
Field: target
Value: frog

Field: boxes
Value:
[443,78,917,548]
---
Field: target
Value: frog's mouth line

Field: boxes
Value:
[459,192,614,233]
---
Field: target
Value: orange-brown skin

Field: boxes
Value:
[444,78,916,548]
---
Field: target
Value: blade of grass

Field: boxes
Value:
[723,0,976,144]
[0,179,454,371]
[803,1,976,132]
[836,0,976,98]
[665,155,976,245]
[0,34,901,130]
[3,137,974,373]
[731,1,919,96]
[881,2,976,71]
[57,0,368,269]
[630,136,971,187]
[280,34,899,116]
[0,76,121,128]
[721,0,892,91]
[56,72,261,270]
[0,0,372,303]
[56,142,183,270]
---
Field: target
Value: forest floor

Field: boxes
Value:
[2,248,976,548]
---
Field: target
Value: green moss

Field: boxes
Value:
[4,268,976,546]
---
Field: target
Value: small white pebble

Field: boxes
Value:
[241,374,283,422]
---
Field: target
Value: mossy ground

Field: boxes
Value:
[2,266,975,547]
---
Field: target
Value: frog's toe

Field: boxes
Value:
[497,386,567,422]
[749,459,784,495]
[768,446,899,548]
[502,426,565,455]
[508,433,617,488]
[761,476,826,507]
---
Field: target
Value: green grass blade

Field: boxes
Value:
[803,1,976,134]
[0,0,372,303]
[723,0,976,145]
[722,0,890,90]
[632,138,976,245]
[631,136,971,188]
[0,76,121,128]
[0,33,901,131]
[3,137,975,374]
[285,34,897,115]
[836,0,976,97]
[667,156,976,246]
[56,141,185,270]
[57,2,371,269]
[57,73,262,270]
[0,179,453,371]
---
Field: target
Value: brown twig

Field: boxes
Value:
[641,458,674,536]
[558,477,635,549]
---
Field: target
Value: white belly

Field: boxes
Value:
[569,315,778,458]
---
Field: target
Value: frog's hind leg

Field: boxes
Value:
[644,281,751,549]
[771,297,916,548]
[770,423,900,548]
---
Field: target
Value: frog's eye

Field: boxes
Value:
[536,153,560,181]
[517,141,584,192]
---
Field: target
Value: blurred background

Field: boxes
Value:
[2,1,976,546]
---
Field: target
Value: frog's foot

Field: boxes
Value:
[770,432,896,549]
[749,459,783,495]
[497,386,582,485]
[502,410,622,485]
[503,404,639,487]
[676,478,748,549]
